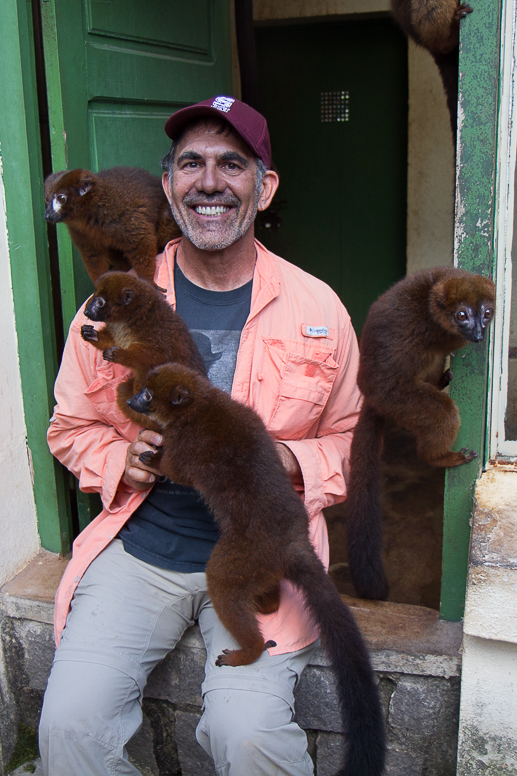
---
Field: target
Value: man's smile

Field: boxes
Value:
[193,205,232,216]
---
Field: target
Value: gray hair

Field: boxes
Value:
[160,120,269,188]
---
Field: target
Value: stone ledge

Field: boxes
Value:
[0,550,462,678]
[1,549,68,602]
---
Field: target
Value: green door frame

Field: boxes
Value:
[0,0,72,555]
[440,0,502,620]
[39,0,79,335]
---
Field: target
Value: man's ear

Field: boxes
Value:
[257,169,280,212]
[162,171,172,204]
[170,385,194,406]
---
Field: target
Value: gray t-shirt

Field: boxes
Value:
[118,264,252,572]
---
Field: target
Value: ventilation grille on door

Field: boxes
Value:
[320,91,350,123]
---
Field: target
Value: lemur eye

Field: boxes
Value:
[56,194,67,204]
[484,308,494,320]
[455,310,468,322]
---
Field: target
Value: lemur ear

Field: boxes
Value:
[170,385,194,406]
[120,289,134,305]
[77,171,95,196]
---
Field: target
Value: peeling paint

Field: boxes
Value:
[458,727,517,774]
[463,471,517,642]
[26,444,34,488]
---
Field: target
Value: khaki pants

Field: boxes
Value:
[39,539,317,775]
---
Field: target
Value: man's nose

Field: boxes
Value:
[195,161,224,193]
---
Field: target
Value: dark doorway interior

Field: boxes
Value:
[326,425,444,611]
[255,17,408,333]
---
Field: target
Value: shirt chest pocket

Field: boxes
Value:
[261,339,338,440]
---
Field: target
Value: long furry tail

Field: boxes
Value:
[346,401,389,600]
[286,552,386,776]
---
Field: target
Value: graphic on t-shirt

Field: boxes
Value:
[191,331,223,372]
[191,329,242,394]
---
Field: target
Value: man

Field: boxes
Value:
[40,96,362,775]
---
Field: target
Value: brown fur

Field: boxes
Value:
[44,166,181,284]
[390,0,473,134]
[80,272,206,429]
[128,363,386,776]
[346,266,495,600]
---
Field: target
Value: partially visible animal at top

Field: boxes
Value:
[128,362,386,776]
[345,266,495,601]
[80,271,207,429]
[44,166,181,285]
[390,0,473,135]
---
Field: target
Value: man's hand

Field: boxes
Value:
[276,443,303,488]
[123,430,163,491]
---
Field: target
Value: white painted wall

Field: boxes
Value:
[406,41,455,273]
[0,166,40,586]
[457,470,517,774]
[458,636,517,773]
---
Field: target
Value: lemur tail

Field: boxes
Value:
[345,400,389,600]
[286,550,386,776]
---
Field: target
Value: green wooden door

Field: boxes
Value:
[42,0,233,325]
[40,0,233,536]
[255,18,408,334]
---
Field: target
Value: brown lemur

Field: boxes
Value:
[128,362,386,776]
[45,166,181,286]
[345,266,495,601]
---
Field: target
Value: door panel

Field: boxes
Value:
[86,0,212,53]
[88,103,178,171]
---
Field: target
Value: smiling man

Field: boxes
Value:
[165,120,269,256]
[40,97,363,776]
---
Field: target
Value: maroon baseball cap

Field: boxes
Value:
[164,96,272,169]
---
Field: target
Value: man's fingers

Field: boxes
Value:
[124,430,164,490]
[126,465,156,484]
[138,429,163,447]
[130,447,161,474]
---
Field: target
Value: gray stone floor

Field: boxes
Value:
[9,760,42,776]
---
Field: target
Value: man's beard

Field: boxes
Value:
[169,190,260,251]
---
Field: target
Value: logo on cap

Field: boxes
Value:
[212,96,235,113]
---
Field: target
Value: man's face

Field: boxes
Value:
[163,122,265,251]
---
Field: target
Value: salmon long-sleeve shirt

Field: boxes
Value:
[48,239,362,652]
